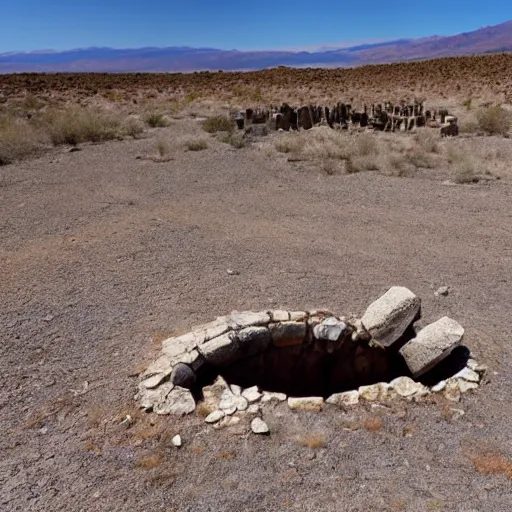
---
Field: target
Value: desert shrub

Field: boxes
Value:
[355,133,378,156]
[462,98,472,110]
[184,138,207,151]
[144,112,169,128]
[386,155,411,177]
[458,118,479,134]
[406,148,433,169]
[476,106,511,136]
[202,116,234,134]
[219,132,246,148]
[0,115,46,165]
[414,131,439,153]
[40,108,122,146]
[274,137,301,154]
[124,117,145,138]
[453,159,478,184]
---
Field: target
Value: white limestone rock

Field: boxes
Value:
[313,316,347,341]
[270,310,290,322]
[229,311,271,328]
[242,386,262,403]
[162,332,198,358]
[358,382,390,401]
[261,391,287,403]
[453,367,480,383]
[172,435,182,447]
[153,386,196,415]
[390,376,429,398]
[399,316,464,378]
[431,380,447,392]
[140,372,170,390]
[361,286,420,348]
[326,390,360,407]
[287,396,324,411]
[205,410,225,424]
[198,332,239,366]
[251,417,270,435]
[139,382,174,411]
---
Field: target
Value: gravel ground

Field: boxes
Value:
[1,124,512,511]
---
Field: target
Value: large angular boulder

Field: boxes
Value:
[361,286,420,348]
[399,316,464,378]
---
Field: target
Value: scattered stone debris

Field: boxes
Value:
[435,286,450,297]
[251,417,270,435]
[226,269,239,276]
[136,286,486,435]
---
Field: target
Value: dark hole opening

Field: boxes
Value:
[191,336,470,400]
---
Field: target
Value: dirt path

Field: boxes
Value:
[1,127,512,511]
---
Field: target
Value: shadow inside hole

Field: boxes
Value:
[191,343,472,400]
[192,340,414,399]
[417,345,470,386]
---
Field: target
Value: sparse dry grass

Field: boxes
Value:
[294,433,327,449]
[144,112,169,128]
[0,115,46,165]
[184,138,208,151]
[476,106,511,136]
[40,107,124,146]
[136,453,164,469]
[216,450,236,460]
[219,132,246,148]
[472,453,512,479]
[363,416,384,432]
[202,116,234,134]
[196,402,215,417]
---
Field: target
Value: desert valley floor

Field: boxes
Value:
[1,109,512,510]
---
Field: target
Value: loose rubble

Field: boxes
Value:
[136,286,486,435]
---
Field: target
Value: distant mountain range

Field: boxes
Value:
[1,20,511,73]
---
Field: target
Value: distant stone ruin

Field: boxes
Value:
[235,102,459,136]
[137,287,485,433]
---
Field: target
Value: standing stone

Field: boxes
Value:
[399,317,464,378]
[251,417,270,435]
[270,322,307,347]
[313,316,347,341]
[361,286,421,347]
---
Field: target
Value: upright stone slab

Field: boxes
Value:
[399,316,464,378]
[361,286,420,347]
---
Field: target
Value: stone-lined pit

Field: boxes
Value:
[137,287,486,427]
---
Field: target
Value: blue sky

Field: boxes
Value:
[0,1,510,53]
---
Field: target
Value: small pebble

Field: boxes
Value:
[172,435,182,447]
